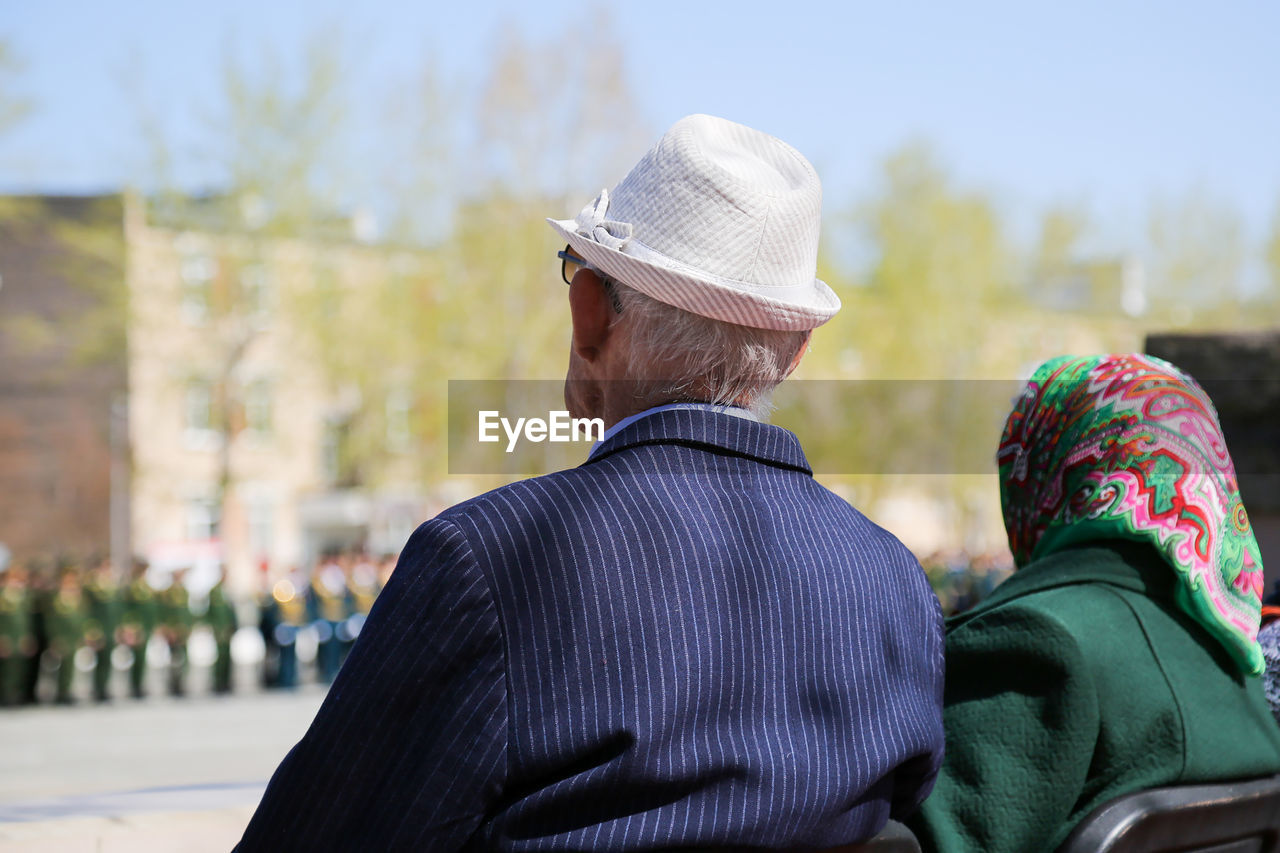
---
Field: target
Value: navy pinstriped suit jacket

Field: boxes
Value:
[236,408,945,851]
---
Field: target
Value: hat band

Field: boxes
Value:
[570,227,820,301]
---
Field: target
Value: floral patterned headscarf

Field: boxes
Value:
[998,354,1266,675]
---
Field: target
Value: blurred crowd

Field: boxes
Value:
[0,549,398,707]
[1,545,1014,709]
[920,550,1016,617]
[258,551,397,690]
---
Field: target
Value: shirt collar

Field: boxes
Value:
[585,404,811,475]
[593,402,758,451]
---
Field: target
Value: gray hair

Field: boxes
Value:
[611,283,809,418]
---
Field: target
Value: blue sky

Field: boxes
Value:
[3,1,1278,258]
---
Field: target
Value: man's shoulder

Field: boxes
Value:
[435,464,608,522]
[438,458,889,525]
[414,467,608,554]
[819,487,920,556]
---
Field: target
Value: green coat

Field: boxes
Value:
[46,588,86,656]
[159,584,193,644]
[83,576,121,648]
[121,578,159,636]
[0,584,32,650]
[907,541,1280,853]
[205,582,238,642]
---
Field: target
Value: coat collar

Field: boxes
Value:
[583,406,812,475]
[947,539,1175,632]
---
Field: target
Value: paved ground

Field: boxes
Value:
[0,687,326,851]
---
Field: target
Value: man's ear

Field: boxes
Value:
[783,331,811,378]
[569,269,613,363]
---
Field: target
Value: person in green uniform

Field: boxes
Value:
[82,554,122,702]
[158,568,194,697]
[21,559,53,705]
[908,354,1280,853]
[0,563,36,707]
[45,563,87,705]
[119,558,158,699]
[205,568,238,694]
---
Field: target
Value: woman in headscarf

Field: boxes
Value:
[907,354,1280,853]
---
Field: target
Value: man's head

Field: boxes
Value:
[2,562,26,587]
[549,115,837,425]
[58,563,81,592]
[90,553,113,580]
[561,261,811,421]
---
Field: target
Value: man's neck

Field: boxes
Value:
[600,396,715,431]
[596,379,753,431]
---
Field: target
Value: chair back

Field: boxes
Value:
[1055,774,1280,853]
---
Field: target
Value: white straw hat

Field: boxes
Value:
[547,114,840,331]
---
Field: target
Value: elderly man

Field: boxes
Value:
[237,115,944,851]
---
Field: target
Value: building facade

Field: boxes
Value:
[1,193,437,592]
[124,195,433,594]
[0,196,128,568]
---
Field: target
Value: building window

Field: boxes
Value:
[184,379,219,450]
[180,255,215,324]
[321,421,341,485]
[247,498,274,558]
[386,389,411,453]
[320,417,358,487]
[185,380,213,431]
[245,380,273,436]
[185,497,220,542]
[240,263,271,326]
[315,266,340,321]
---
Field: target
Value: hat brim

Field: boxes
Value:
[547,218,840,332]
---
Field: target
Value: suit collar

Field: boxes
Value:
[584,407,812,475]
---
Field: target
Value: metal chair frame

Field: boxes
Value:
[1056,775,1280,853]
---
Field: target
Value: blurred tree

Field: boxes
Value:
[788,144,1017,546]
[1030,205,1094,312]
[1033,206,1090,280]
[0,39,31,135]
[198,38,354,530]
[378,58,459,245]
[466,9,649,377]
[111,37,357,547]
[0,41,32,223]
[1146,190,1245,327]
[1024,206,1148,318]
[212,36,347,234]
[0,20,115,388]
[1266,205,1280,303]
[803,143,1013,382]
[369,12,652,482]
[475,9,648,200]
[178,14,657,489]
[0,197,126,372]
